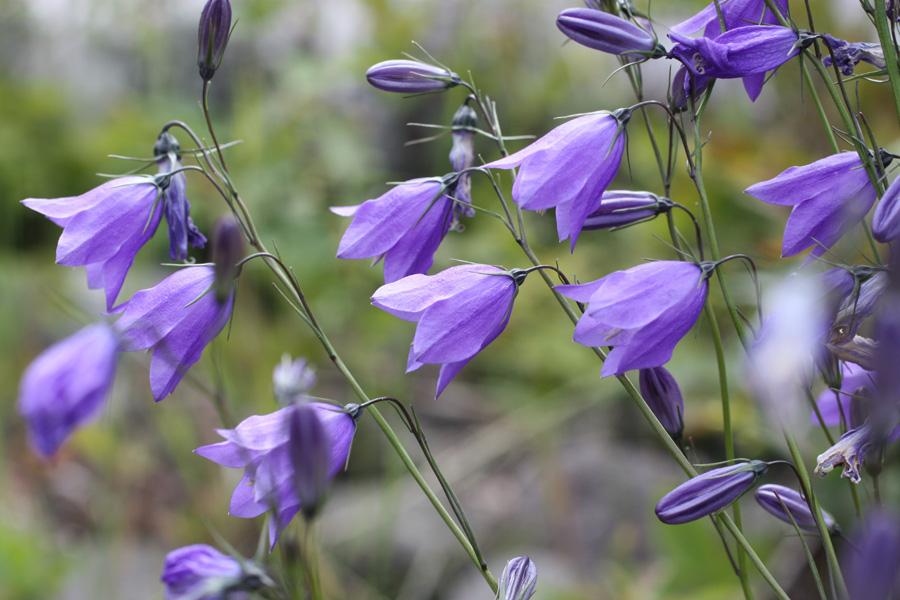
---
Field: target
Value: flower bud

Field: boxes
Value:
[582,191,670,231]
[754,484,838,534]
[448,103,478,214]
[273,355,317,405]
[639,366,685,441]
[161,544,273,600]
[198,0,232,82]
[365,59,460,94]
[556,9,661,59]
[496,556,537,600]
[655,460,769,524]
[210,216,245,304]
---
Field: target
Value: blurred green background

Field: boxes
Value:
[3,0,898,598]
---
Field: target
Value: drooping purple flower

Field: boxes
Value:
[843,511,900,600]
[555,261,708,377]
[655,460,769,524]
[17,323,119,458]
[161,544,272,600]
[497,556,538,600]
[154,131,207,262]
[481,111,629,249]
[556,9,662,59]
[873,173,900,242]
[814,417,900,483]
[194,402,358,548]
[821,34,886,76]
[639,366,685,440]
[198,0,232,81]
[754,484,838,533]
[371,263,523,397]
[811,362,875,428]
[581,191,672,231]
[365,59,460,94]
[114,266,234,401]
[333,177,466,283]
[22,177,163,311]
[744,152,877,261]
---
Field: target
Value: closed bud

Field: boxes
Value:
[582,191,670,231]
[211,216,245,303]
[198,0,232,82]
[496,556,537,600]
[273,355,317,405]
[557,9,662,59]
[754,484,838,534]
[655,460,769,524]
[448,103,478,214]
[639,366,685,441]
[365,59,460,94]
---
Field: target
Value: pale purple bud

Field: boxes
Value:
[655,460,769,524]
[497,556,537,600]
[161,544,273,600]
[365,60,460,94]
[211,216,245,304]
[273,355,317,405]
[448,103,477,215]
[639,366,684,440]
[557,9,661,59]
[582,191,670,230]
[754,484,838,534]
[198,0,232,82]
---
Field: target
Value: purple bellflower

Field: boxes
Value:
[814,416,900,483]
[161,544,272,600]
[481,110,629,250]
[873,173,900,242]
[154,132,207,261]
[811,362,875,428]
[195,402,359,548]
[844,511,900,600]
[198,0,232,81]
[372,263,524,398]
[581,191,673,231]
[17,323,119,458]
[822,34,886,76]
[365,59,460,94]
[114,266,234,401]
[744,152,878,261]
[22,177,164,311]
[556,9,663,59]
[497,556,538,600]
[754,484,838,533]
[555,261,709,377]
[639,366,685,440]
[655,460,769,524]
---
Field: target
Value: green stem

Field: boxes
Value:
[801,59,839,153]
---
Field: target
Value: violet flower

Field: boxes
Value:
[814,419,895,483]
[655,460,769,524]
[114,266,234,401]
[497,556,538,600]
[822,34,886,76]
[161,544,272,600]
[333,176,467,283]
[194,402,358,548]
[22,176,163,311]
[581,191,672,231]
[556,9,663,59]
[744,152,877,261]
[639,366,685,440]
[844,511,900,600]
[198,0,232,81]
[17,323,119,458]
[754,484,838,533]
[555,261,708,377]
[873,173,900,242]
[372,263,524,397]
[481,110,630,249]
[154,131,207,262]
[365,59,460,94]
[811,362,875,428]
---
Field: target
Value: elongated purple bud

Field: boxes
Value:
[655,460,769,524]
[582,191,670,231]
[557,9,662,58]
[211,216,245,303]
[754,484,838,533]
[365,60,460,94]
[497,556,537,600]
[639,366,685,440]
[198,0,232,82]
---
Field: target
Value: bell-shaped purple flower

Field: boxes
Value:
[161,544,272,600]
[873,173,900,242]
[497,556,537,600]
[198,0,232,81]
[744,152,877,261]
[114,266,234,401]
[639,366,685,440]
[372,263,523,397]
[581,191,672,231]
[556,9,661,59]
[822,34,886,76]
[17,323,119,458]
[154,132,207,262]
[482,111,629,250]
[333,177,466,283]
[843,511,900,600]
[365,59,460,94]
[22,177,164,311]
[754,484,838,533]
[655,460,769,524]
[555,261,708,377]
[194,402,358,548]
